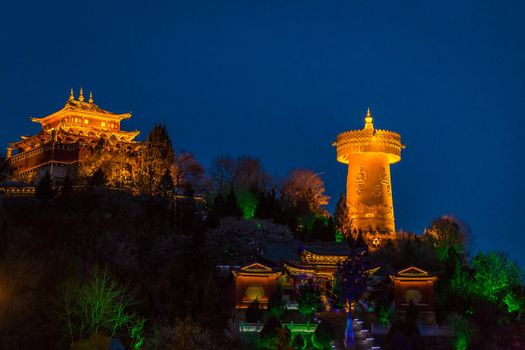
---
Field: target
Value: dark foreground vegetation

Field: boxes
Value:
[0,125,523,350]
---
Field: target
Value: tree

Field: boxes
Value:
[470,251,522,303]
[205,218,292,265]
[424,216,468,262]
[138,124,175,195]
[157,168,174,198]
[268,285,285,320]
[281,169,329,216]
[259,316,282,350]
[334,193,351,237]
[210,155,269,194]
[56,269,136,345]
[35,171,55,199]
[312,321,335,350]
[172,152,208,196]
[297,285,322,320]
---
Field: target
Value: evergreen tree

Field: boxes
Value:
[35,171,55,199]
[334,192,352,237]
[138,124,175,195]
[157,168,174,198]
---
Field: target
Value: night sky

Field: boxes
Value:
[1,1,524,267]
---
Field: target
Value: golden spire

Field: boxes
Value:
[79,87,84,102]
[364,107,374,130]
[69,88,74,100]
[89,91,94,103]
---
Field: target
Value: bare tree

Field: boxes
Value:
[210,155,270,193]
[172,152,209,195]
[281,169,329,216]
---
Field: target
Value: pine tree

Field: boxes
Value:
[139,124,175,195]
[334,193,351,237]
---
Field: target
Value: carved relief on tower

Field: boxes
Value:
[354,167,367,196]
[372,184,382,197]
[356,183,364,196]
[348,202,394,220]
[380,167,390,185]
[354,167,367,183]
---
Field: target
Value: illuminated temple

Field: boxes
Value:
[231,241,373,310]
[231,109,407,314]
[333,108,404,248]
[6,89,142,185]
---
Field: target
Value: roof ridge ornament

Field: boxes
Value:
[69,88,74,100]
[78,87,84,102]
[89,91,94,103]
[364,107,374,130]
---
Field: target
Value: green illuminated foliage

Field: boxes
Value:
[335,230,345,243]
[471,252,522,303]
[130,317,145,350]
[237,191,259,219]
[291,334,307,350]
[448,313,476,350]
[377,305,395,326]
[450,260,471,295]
[57,269,137,344]
[503,290,524,315]
[312,321,335,350]
[297,286,322,319]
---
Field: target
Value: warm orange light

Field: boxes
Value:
[333,109,404,246]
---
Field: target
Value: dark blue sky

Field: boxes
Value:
[1,1,524,267]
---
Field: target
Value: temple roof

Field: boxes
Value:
[31,89,132,127]
[10,127,141,153]
[390,266,438,281]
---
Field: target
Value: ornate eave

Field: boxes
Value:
[32,98,132,127]
[333,109,404,165]
[10,127,141,154]
[300,249,348,266]
[232,263,281,277]
[390,266,438,282]
[59,125,140,143]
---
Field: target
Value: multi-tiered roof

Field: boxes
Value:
[11,88,140,152]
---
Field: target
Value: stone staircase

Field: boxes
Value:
[352,319,380,350]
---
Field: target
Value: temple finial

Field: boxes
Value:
[69,88,74,100]
[364,107,374,130]
[79,87,84,102]
[89,91,93,103]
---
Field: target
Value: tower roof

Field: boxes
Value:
[333,108,404,164]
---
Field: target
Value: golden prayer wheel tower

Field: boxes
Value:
[334,109,404,243]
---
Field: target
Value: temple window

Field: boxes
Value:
[84,119,89,124]
[101,122,106,127]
